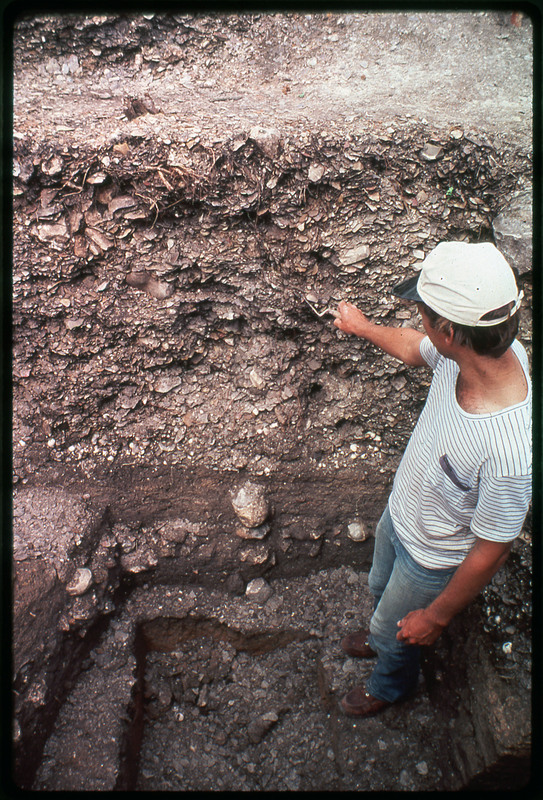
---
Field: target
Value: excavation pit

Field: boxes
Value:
[25,550,532,792]
[11,10,534,794]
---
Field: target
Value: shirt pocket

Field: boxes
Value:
[439,455,471,491]
[429,454,478,523]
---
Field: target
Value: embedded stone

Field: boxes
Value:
[41,156,63,176]
[245,577,272,603]
[308,163,325,182]
[239,544,272,565]
[158,520,189,543]
[154,376,182,394]
[231,482,269,528]
[235,521,271,540]
[66,567,93,596]
[247,711,279,743]
[347,521,369,542]
[36,221,69,243]
[338,243,370,265]
[249,126,281,159]
[249,369,266,390]
[420,143,443,161]
[492,188,532,274]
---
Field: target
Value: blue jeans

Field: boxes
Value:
[366,505,456,703]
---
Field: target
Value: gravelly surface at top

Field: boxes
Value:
[13,11,533,147]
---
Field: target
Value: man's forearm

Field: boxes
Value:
[425,538,512,627]
[397,537,513,646]
[359,321,426,366]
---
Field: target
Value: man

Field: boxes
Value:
[333,241,532,717]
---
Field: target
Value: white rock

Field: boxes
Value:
[492,188,532,274]
[399,769,411,786]
[338,243,370,265]
[249,369,266,389]
[66,567,93,596]
[249,126,281,159]
[41,156,63,175]
[347,521,369,542]
[231,481,269,528]
[66,54,79,73]
[245,577,272,603]
[308,163,325,182]
[37,222,69,243]
[420,143,443,161]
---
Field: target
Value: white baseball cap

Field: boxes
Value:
[392,241,523,327]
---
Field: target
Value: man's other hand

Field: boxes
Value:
[396,608,446,646]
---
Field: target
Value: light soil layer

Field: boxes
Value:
[13,11,533,148]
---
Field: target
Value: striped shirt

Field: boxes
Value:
[389,337,532,569]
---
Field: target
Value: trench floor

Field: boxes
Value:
[34,566,456,792]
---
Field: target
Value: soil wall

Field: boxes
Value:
[10,11,534,792]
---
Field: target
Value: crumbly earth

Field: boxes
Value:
[33,558,532,792]
[11,9,533,794]
[13,10,533,148]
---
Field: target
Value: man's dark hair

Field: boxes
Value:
[420,301,519,359]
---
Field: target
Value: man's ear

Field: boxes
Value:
[443,323,455,345]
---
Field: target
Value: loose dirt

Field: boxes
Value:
[14,11,532,148]
[11,9,534,794]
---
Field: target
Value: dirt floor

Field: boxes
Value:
[29,554,533,793]
[10,9,534,794]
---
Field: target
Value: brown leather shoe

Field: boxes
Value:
[340,684,390,717]
[341,629,377,658]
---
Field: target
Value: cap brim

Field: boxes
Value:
[392,275,422,302]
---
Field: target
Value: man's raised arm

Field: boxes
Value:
[333,301,426,367]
